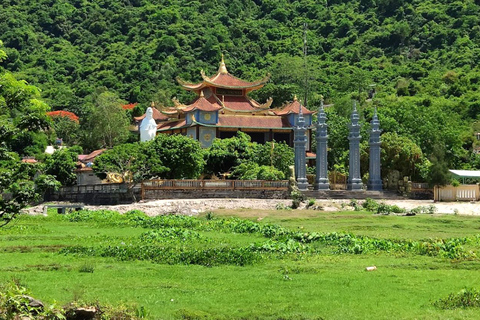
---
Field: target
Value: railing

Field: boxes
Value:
[411,182,429,190]
[141,179,289,199]
[434,184,480,201]
[57,183,130,194]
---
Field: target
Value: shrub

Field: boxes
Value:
[349,199,361,211]
[362,198,379,212]
[78,263,95,273]
[434,288,480,309]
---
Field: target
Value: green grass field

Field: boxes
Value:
[1,207,480,319]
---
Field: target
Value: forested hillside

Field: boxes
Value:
[2,0,480,181]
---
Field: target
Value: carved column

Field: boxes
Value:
[368,108,383,191]
[315,99,329,190]
[348,101,363,190]
[294,109,309,190]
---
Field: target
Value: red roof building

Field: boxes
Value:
[136,56,314,150]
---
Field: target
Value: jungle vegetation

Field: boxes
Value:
[1,0,480,183]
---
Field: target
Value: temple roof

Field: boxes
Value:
[274,96,314,116]
[173,92,272,113]
[134,105,169,122]
[157,119,188,131]
[177,56,270,92]
[78,149,106,163]
[182,91,223,112]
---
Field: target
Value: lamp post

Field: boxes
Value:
[294,104,309,191]
[368,107,382,190]
[315,98,329,190]
[348,101,363,190]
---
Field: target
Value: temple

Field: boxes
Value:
[135,56,314,149]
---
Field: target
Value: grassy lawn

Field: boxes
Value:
[1,208,480,319]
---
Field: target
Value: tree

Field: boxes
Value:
[44,148,79,186]
[81,91,130,151]
[0,45,56,226]
[380,132,424,179]
[0,148,36,227]
[231,162,285,180]
[93,142,167,183]
[47,111,80,146]
[204,132,253,176]
[249,140,294,178]
[0,72,51,156]
[149,134,205,179]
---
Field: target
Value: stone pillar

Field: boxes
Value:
[315,99,329,190]
[367,108,383,191]
[294,108,309,190]
[348,101,363,190]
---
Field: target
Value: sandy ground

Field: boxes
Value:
[26,198,480,216]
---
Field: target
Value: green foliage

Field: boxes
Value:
[0,280,143,319]
[434,288,480,309]
[4,209,480,318]
[93,142,167,183]
[0,148,43,227]
[231,162,285,180]
[60,209,477,261]
[2,0,480,182]
[81,91,130,151]
[148,134,205,179]
[0,72,51,157]
[380,132,424,179]
[50,116,80,146]
[362,198,379,212]
[44,147,79,186]
[204,131,253,175]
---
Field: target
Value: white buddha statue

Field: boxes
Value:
[140,106,157,142]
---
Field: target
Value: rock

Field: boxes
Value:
[21,295,44,309]
[66,306,97,320]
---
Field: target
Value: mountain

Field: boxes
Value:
[2,0,480,178]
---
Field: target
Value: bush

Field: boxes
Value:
[434,288,480,309]
[362,198,379,211]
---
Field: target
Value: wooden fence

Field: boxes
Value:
[434,184,480,201]
[141,179,289,199]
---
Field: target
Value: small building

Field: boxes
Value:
[76,149,106,185]
[135,57,314,149]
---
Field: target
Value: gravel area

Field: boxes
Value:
[26,198,480,216]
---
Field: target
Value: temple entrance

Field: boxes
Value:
[219,131,237,139]
[272,132,291,145]
[245,132,266,144]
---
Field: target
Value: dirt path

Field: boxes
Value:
[27,198,480,216]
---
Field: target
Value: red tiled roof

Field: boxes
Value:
[207,72,268,89]
[79,149,106,163]
[217,115,291,129]
[274,99,314,116]
[221,96,259,111]
[178,58,269,92]
[46,111,79,123]
[134,107,169,122]
[21,157,38,163]
[306,152,316,159]
[157,119,188,131]
[183,96,222,112]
